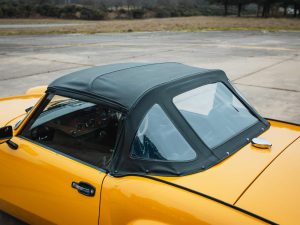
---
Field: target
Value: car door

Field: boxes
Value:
[0,94,121,225]
[0,138,105,225]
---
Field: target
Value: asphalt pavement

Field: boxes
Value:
[0,30,299,224]
[0,31,299,124]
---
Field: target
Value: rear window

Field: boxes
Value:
[131,104,196,161]
[173,82,258,149]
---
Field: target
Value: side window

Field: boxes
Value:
[131,104,196,161]
[21,95,123,169]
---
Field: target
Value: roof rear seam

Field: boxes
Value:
[233,136,300,205]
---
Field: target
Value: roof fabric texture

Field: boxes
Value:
[49,62,211,109]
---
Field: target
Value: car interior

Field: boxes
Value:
[21,98,123,169]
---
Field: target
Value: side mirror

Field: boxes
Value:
[0,126,13,143]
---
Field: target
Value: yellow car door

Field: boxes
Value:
[0,136,105,225]
[0,94,123,225]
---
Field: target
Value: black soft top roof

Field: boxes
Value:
[46,62,269,176]
[49,62,213,110]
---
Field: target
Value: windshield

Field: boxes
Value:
[173,82,258,149]
[31,96,95,130]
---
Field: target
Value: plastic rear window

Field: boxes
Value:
[173,82,258,149]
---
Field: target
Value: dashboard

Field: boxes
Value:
[30,101,122,141]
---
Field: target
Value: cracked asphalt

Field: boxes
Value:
[0,30,299,224]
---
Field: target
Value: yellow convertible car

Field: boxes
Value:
[0,63,299,225]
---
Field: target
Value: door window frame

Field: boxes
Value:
[17,92,120,173]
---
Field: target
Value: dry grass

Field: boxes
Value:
[0,16,299,35]
[0,18,88,24]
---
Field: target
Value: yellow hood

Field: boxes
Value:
[0,95,41,127]
[235,136,300,225]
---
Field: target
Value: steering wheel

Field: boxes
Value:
[31,126,53,141]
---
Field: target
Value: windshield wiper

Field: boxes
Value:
[25,106,33,113]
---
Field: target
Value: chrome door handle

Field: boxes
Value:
[72,181,95,197]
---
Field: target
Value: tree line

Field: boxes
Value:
[0,0,299,19]
[216,0,300,17]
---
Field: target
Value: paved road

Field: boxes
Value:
[0,31,299,124]
[0,30,299,223]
